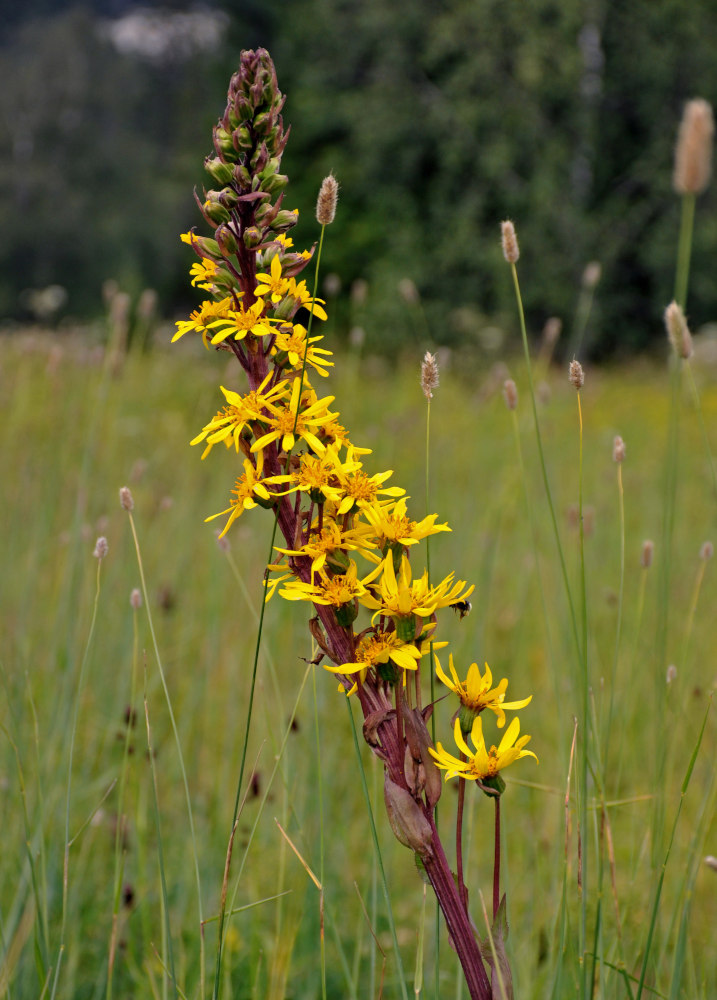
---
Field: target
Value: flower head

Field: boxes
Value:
[434,655,532,730]
[429,715,537,788]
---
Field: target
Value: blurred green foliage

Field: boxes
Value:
[2,1,717,356]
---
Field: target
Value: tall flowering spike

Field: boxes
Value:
[674,98,714,196]
[202,48,299,250]
[664,301,693,359]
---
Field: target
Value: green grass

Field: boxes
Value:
[1,330,716,999]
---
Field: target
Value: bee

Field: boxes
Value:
[451,599,472,620]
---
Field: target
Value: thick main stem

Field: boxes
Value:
[423,811,492,1000]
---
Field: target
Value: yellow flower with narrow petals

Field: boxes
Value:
[429,715,537,783]
[278,560,368,611]
[208,300,276,343]
[189,258,219,289]
[271,323,334,376]
[361,497,450,549]
[173,297,233,344]
[205,460,277,538]
[434,654,532,729]
[255,254,290,303]
[190,374,289,461]
[250,377,337,457]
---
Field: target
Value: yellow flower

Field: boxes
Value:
[250,377,338,457]
[255,254,290,303]
[429,715,537,783]
[284,277,328,320]
[278,560,368,610]
[326,626,448,682]
[172,297,233,344]
[434,654,532,728]
[271,323,334,376]
[361,553,440,620]
[333,457,405,517]
[190,374,289,461]
[189,258,219,289]
[205,460,277,538]
[264,445,359,504]
[208,300,276,344]
[274,516,375,574]
[361,497,450,549]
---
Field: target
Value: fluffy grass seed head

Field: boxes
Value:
[568,359,584,389]
[641,539,655,569]
[674,98,714,196]
[666,664,677,684]
[700,540,714,561]
[130,588,142,609]
[119,486,134,511]
[665,301,693,359]
[93,536,108,560]
[582,261,602,289]
[316,173,339,225]
[500,220,519,263]
[421,351,439,400]
[502,378,518,411]
[613,434,625,463]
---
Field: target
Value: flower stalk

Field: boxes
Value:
[175,50,537,999]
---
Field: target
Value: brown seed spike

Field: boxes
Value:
[613,435,625,463]
[568,360,584,390]
[674,99,714,195]
[500,220,519,263]
[93,536,108,560]
[502,378,518,411]
[664,301,693,359]
[119,486,134,512]
[641,539,654,569]
[316,173,339,225]
[421,351,439,400]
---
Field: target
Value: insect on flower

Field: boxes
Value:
[451,599,472,620]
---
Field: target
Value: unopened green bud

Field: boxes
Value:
[458,703,479,735]
[218,187,239,210]
[204,157,234,185]
[395,614,416,643]
[213,126,236,160]
[242,226,263,249]
[235,125,253,150]
[233,163,252,189]
[273,209,299,231]
[255,202,278,228]
[215,225,239,256]
[377,659,401,685]
[203,192,230,224]
[191,236,221,259]
[262,173,288,196]
[481,774,506,797]
[325,548,350,573]
[336,599,358,628]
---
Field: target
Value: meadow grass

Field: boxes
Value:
[1,329,716,998]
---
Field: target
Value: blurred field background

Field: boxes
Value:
[2,327,716,997]
[2,1,717,998]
